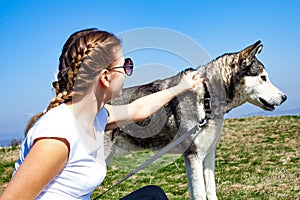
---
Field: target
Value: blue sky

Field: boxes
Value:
[0,0,299,134]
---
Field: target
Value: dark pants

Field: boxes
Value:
[120,185,168,200]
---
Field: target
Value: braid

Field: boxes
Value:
[25,28,121,135]
[46,91,71,112]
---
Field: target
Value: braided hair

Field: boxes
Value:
[25,28,121,134]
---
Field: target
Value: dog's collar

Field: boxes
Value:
[196,81,211,127]
[201,81,212,123]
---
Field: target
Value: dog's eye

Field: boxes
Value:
[261,75,267,81]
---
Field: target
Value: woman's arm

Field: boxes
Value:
[105,71,204,130]
[0,139,68,200]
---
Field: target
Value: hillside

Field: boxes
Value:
[0,116,299,199]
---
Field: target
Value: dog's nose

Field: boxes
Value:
[281,95,287,103]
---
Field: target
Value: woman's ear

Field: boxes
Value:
[99,69,111,88]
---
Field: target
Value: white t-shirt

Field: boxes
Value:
[14,103,109,199]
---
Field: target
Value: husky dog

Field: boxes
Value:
[104,41,287,200]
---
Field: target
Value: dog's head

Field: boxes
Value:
[224,41,287,111]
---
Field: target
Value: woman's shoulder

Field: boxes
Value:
[38,104,73,125]
[28,104,77,141]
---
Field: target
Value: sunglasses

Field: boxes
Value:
[108,58,134,76]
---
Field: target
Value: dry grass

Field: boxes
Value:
[0,116,299,199]
[0,147,19,192]
[216,116,299,199]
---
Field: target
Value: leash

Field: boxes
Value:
[92,121,207,199]
[92,82,212,200]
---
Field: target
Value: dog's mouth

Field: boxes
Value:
[259,97,275,111]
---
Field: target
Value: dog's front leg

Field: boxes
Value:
[201,117,223,200]
[184,152,207,200]
[204,146,218,200]
[189,116,223,200]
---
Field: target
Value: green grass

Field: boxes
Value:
[0,148,18,189]
[1,116,299,199]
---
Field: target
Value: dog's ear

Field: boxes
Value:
[239,40,263,66]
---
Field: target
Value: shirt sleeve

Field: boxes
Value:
[94,107,109,133]
[27,107,78,160]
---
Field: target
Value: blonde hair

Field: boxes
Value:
[25,28,121,134]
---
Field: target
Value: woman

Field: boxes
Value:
[0,28,204,199]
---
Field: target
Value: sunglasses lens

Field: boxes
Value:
[124,58,132,65]
[124,65,133,76]
[124,58,133,76]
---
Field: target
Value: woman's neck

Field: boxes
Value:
[67,94,104,139]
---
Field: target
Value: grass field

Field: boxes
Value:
[1,116,299,199]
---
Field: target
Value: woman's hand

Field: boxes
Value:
[171,71,205,95]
